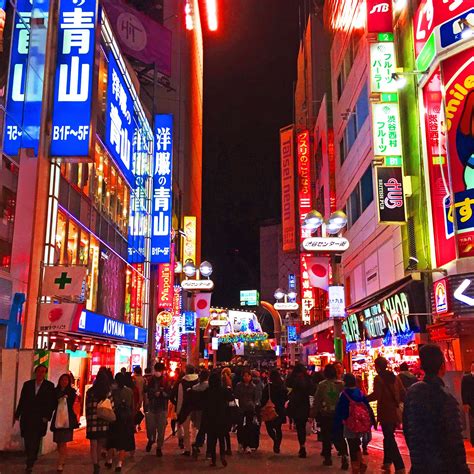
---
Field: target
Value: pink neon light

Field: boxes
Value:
[206,0,218,31]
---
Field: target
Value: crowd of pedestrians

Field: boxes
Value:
[13,343,473,473]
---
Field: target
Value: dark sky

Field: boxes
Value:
[202,0,301,308]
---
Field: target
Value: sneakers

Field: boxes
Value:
[156,448,163,457]
[146,441,153,452]
[298,447,307,458]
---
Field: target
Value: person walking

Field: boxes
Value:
[176,365,199,455]
[313,364,348,469]
[398,363,417,390]
[201,371,234,467]
[191,369,210,457]
[221,367,234,455]
[85,367,114,474]
[132,366,145,431]
[235,369,258,453]
[260,369,287,454]
[145,362,171,457]
[356,376,371,455]
[105,373,135,472]
[404,344,469,473]
[335,374,374,474]
[286,363,312,458]
[14,364,56,473]
[461,361,474,447]
[50,373,80,473]
[367,356,406,474]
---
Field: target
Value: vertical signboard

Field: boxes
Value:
[369,42,396,93]
[151,114,173,263]
[372,102,403,156]
[3,0,33,155]
[297,130,314,324]
[280,126,297,252]
[50,0,98,157]
[375,166,407,223]
[157,259,174,310]
[442,50,474,259]
[105,52,135,184]
[328,285,346,318]
[422,69,456,266]
[182,216,197,264]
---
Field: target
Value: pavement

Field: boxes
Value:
[0,424,473,474]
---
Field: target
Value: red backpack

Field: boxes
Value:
[342,391,371,433]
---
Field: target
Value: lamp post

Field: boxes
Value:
[302,210,348,362]
[273,288,299,365]
[176,259,214,365]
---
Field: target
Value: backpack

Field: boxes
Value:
[342,391,371,433]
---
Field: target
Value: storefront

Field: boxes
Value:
[300,319,336,369]
[342,277,427,391]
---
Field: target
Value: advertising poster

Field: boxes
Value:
[442,49,474,258]
[375,166,406,223]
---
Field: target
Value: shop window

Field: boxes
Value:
[55,212,68,264]
[67,221,79,264]
[87,236,100,312]
[79,230,89,265]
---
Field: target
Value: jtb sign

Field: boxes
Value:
[50,0,97,157]
[3,0,33,155]
[105,52,135,185]
[151,114,173,263]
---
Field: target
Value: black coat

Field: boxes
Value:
[286,373,312,420]
[261,382,288,422]
[403,375,469,474]
[15,379,56,437]
[201,386,234,435]
[51,386,79,431]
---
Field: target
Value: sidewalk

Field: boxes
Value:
[0,425,473,473]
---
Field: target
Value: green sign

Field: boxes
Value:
[380,92,398,103]
[385,156,403,166]
[240,290,260,307]
[415,32,435,73]
[377,32,394,42]
[372,102,403,156]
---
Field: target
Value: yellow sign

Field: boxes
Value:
[156,311,173,327]
[182,216,197,264]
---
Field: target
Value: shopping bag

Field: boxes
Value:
[55,397,69,429]
[260,385,278,422]
[97,398,116,422]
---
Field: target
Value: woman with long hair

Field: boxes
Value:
[105,372,135,472]
[86,367,114,474]
[50,373,79,472]
[261,369,288,454]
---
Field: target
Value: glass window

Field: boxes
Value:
[67,220,79,264]
[356,82,369,130]
[346,113,357,150]
[55,212,67,264]
[79,229,89,265]
[87,236,100,312]
[361,166,374,210]
[349,186,361,226]
[339,138,346,165]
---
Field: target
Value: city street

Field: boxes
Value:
[1,424,474,474]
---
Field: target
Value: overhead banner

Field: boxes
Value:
[38,303,83,333]
[280,126,297,252]
[50,0,98,157]
[193,292,212,318]
[42,265,87,298]
[182,216,197,264]
[305,256,329,291]
[101,0,171,77]
[375,166,406,223]
[151,114,173,263]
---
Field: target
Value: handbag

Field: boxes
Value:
[55,397,70,429]
[260,384,278,422]
[228,398,243,425]
[97,397,116,422]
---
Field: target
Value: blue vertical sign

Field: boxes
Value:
[105,52,135,185]
[151,114,173,263]
[3,0,33,155]
[288,274,297,303]
[287,326,297,344]
[50,0,97,157]
[128,123,149,263]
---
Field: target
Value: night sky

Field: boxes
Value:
[202,0,301,308]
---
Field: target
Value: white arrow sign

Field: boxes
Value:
[453,279,474,306]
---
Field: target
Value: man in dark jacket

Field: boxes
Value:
[403,344,469,474]
[145,362,171,457]
[14,364,56,472]
[461,361,474,446]
[176,365,199,455]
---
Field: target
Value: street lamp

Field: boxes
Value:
[303,209,348,236]
[303,210,324,231]
[326,210,348,234]
[183,259,197,277]
[199,261,213,278]
[274,288,286,301]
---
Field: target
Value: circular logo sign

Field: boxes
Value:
[116,13,147,52]
[156,311,173,327]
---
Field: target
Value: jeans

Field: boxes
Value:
[207,432,226,463]
[347,437,361,462]
[265,419,283,449]
[145,410,168,448]
[24,433,43,469]
[294,417,307,447]
[381,422,404,470]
